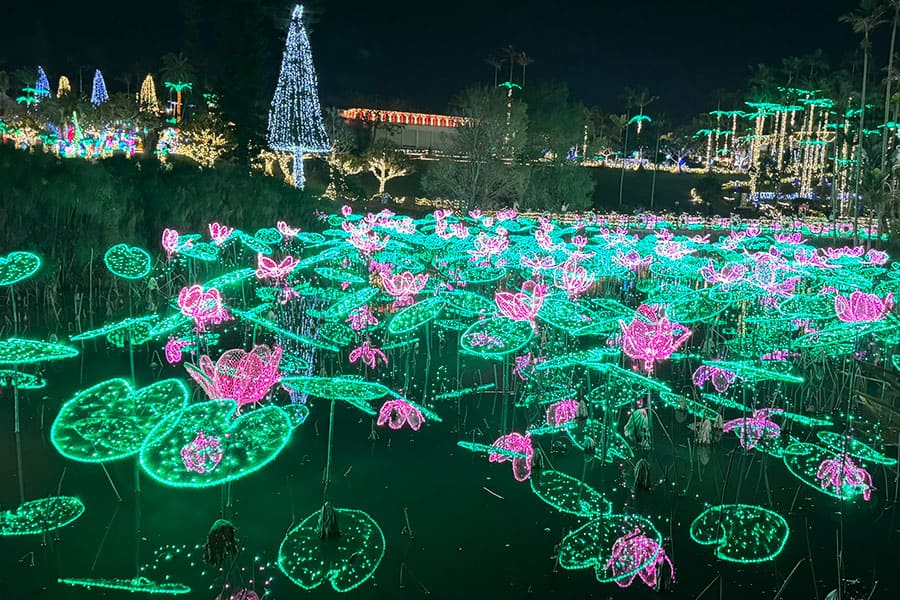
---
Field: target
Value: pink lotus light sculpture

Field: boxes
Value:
[546,399,579,427]
[699,260,745,285]
[520,253,558,273]
[817,453,872,501]
[606,528,675,589]
[554,261,595,300]
[381,271,428,307]
[692,365,737,393]
[178,285,232,330]
[377,399,424,431]
[495,279,547,327]
[864,249,889,265]
[349,341,388,369]
[512,352,545,380]
[489,432,533,482]
[209,222,234,245]
[824,245,865,259]
[347,305,379,331]
[161,228,180,257]
[773,232,805,244]
[470,231,509,263]
[834,291,894,323]
[655,241,694,260]
[467,331,504,348]
[276,220,300,238]
[165,337,190,365]
[722,408,782,450]
[348,230,389,255]
[187,345,282,410]
[619,304,691,372]
[181,430,224,474]
[256,254,297,282]
[613,249,652,271]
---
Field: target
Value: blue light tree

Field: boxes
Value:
[35,67,51,100]
[91,69,109,107]
[266,4,330,189]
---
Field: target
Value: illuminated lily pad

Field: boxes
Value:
[459,265,507,284]
[531,470,611,516]
[442,289,495,317]
[255,227,283,245]
[322,287,380,322]
[51,378,189,463]
[460,317,533,357]
[387,296,446,335]
[816,431,897,466]
[103,244,152,279]
[558,513,662,583]
[237,232,273,255]
[0,496,85,536]
[180,241,219,262]
[567,418,633,462]
[140,399,292,487]
[281,376,394,414]
[203,268,256,289]
[589,362,672,394]
[690,504,789,562]
[0,251,41,286]
[58,577,190,595]
[278,506,385,592]
[539,298,599,334]
[0,369,46,389]
[0,338,79,365]
[315,267,366,284]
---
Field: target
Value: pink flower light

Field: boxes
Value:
[817,453,873,501]
[489,432,533,482]
[546,399,579,427]
[699,260,745,285]
[377,399,425,431]
[554,261,595,300]
[178,285,232,330]
[256,253,297,282]
[165,337,190,365]
[834,291,894,322]
[349,341,388,369]
[613,249,652,271]
[692,365,737,393]
[346,305,379,331]
[161,228,180,257]
[276,220,300,238]
[606,528,675,589]
[864,249,889,265]
[495,279,547,327]
[381,271,428,307]
[209,222,234,245]
[722,408,782,450]
[181,430,223,474]
[187,345,282,411]
[619,304,691,372]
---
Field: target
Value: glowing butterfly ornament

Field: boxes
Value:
[187,345,283,410]
[692,365,737,393]
[546,399,579,427]
[348,342,388,369]
[816,453,873,501]
[381,271,428,307]
[834,291,893,322]
[178,285,232,330]
[606,529,675,589]
[181,430,224,474]
[165,337,190,364]
[619,304,691,372]
[722,408,782,450]
[495,279,547,327]
[209,222,234,245]
[277,220,301,238]
[377,399,424,431]
[346,305,378,331]
[255,253,297,281]
[489,432,533,482]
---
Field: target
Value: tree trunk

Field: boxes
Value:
[884,8,899,171]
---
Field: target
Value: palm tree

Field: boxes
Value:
[160,52,196,122]
[501,45,518,84]
[609,112,629,205]
[883,1,900,170]
[517,51,534,88]
[781,56,804,85]
[840,0,887,239]
[485,56,502,87]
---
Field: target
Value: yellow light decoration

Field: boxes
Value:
[57,76,71,98]
[138,74,159,113]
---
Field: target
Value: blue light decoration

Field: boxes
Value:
[266,4,330,189]
[35,67,51,100]
[91,69,109,107]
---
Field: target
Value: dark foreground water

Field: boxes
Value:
[2,347,898,600]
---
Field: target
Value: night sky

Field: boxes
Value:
[0,0,867,117]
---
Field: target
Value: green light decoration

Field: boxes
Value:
[278,506,385,592]
[0,251,41,286]
[585,380,644,410]
[58,577,190,595]
[779,411,833,428]
[387,296,446,335]
[702,360,804,384]
[666,290,727,324]
[433,317,470,331]
[296,232,326,245]
[255,227,284,245]
[318,321,355,347]
[558,513,662,583]
[538,298,602,334]
[690,504,789,563]
[179,241,219,262]
[457,440,529,459]
[140,399,293,488]
[51,378,188,463]
[442,289,495,317]
[314,267,366,284]
[380,337,418,351]
[203,268,256,290]
[526,422,575,435]
[148,313,192,338]
[294,244,346,270]
[0,369,46,389]
[71,317,151,343]
[589,362,672,394]
[459,265,507,284]
[281,351,311,373]
[0,338,79,365]
[567,418,634,462]
[816,431,897,466]
[321,287,379,322]
[433,383,495,401]
[281,376,395,415]
[0,496,85,536]
[700,393,751,413]
[460,317,533,358]
[534,348,619,371]
[237,231,273,255]
[282,402,310,428]
[232,308,339,352]
[530,470,612,517]
[103,244,153,280]
[659,391,721,421]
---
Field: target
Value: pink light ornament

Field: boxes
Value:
[377,399,425,431]
[181,430,224,474]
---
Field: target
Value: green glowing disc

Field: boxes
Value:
[690,503,789,562]
[558,513,662,583]
[281,376,394,414]
[387,296,445,335]
[0,251,41,286]
[531,470,611,517]
[460,317,533,358]
[0,369,46,389]
[0,496,85,536]
[58,576,190,595]
[0,338,79,365]
[104,244,152,279]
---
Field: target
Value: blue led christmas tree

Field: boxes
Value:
[91,69,109,107]
[267,4,330,189]
[35,67,51,100]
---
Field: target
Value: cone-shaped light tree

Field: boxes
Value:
[267,4,330,189]
[91,69,109,106]
[35,66,51,100]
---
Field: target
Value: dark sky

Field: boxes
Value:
[0,0,869,117]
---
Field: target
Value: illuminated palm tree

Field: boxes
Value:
[160,52,196,122]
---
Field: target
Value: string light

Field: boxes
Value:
[91,69,109,106]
